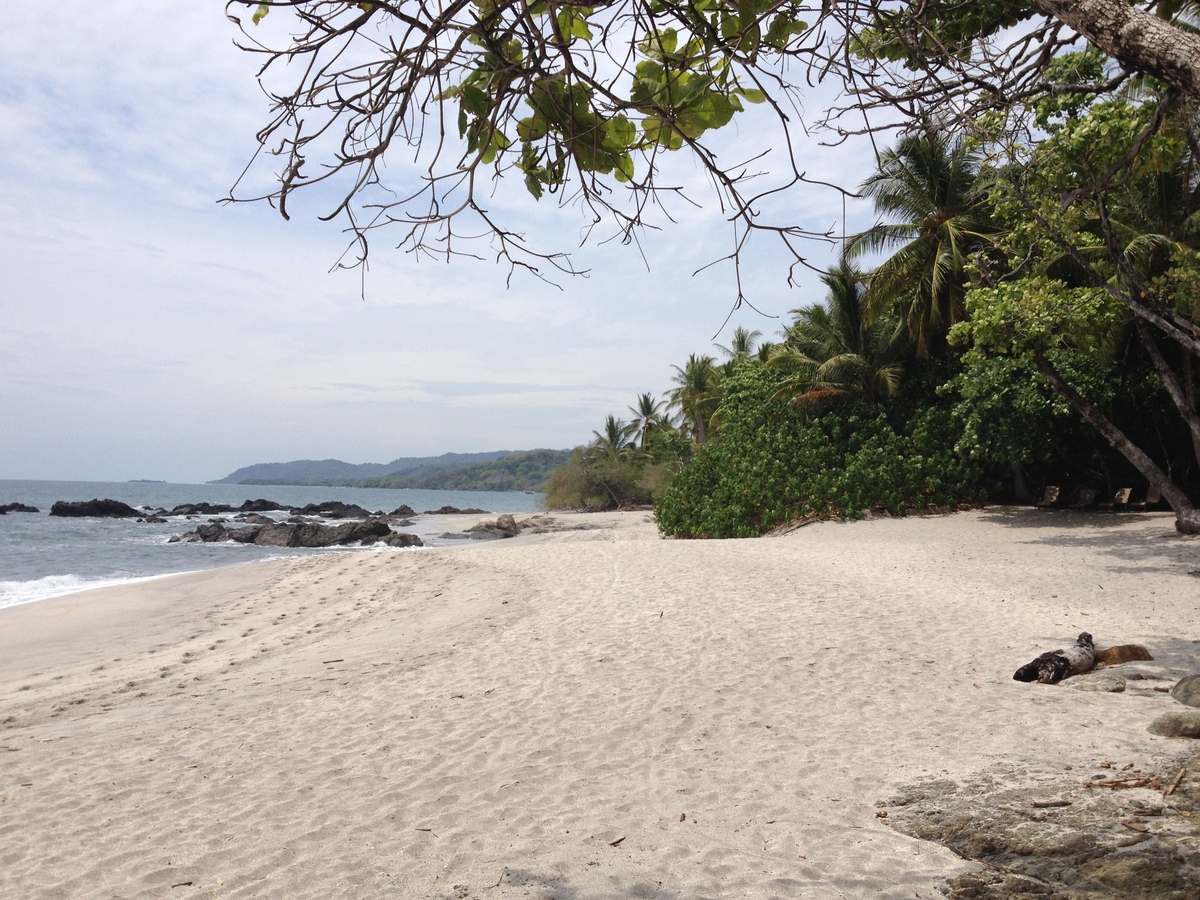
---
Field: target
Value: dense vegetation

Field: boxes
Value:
[549,78,1200,533]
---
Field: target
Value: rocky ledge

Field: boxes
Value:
[880,749,1200,898]
[0,503,39,514]
[169,518,423,549]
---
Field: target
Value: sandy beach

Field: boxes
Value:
[3,508,1200,898]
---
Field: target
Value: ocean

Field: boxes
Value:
[0,480,544,610]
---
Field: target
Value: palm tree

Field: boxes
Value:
[627,392,668,450]
[590,414,638,459]
[668,354,720,444]
[849,124,995,358]
[715,326,763,360]
[769,259,909,405]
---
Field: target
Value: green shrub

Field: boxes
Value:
[654,363,982,538]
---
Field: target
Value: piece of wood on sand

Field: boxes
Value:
[1094,644,1153,666]
[1013,632,1095,684]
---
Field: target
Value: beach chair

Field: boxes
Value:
[1099,487,1132,511]
[1068,488,1097,509]
[1130,485,1162,511]
[1035,485,1061,508]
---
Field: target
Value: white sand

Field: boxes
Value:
[2,508,1198,899]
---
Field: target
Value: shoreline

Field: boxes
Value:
[0,509,554,612]
[3,508,1198,897]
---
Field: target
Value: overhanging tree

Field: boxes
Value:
[224,0,1200,284]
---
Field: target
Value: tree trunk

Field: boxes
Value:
[1034,352,1200,533]
[1135,322,1200,466]
[1032,0,1200,98]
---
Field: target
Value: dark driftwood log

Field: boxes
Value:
[1013,632,1096,684]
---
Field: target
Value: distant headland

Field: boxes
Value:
[209,449,569,494]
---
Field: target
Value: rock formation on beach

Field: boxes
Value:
[169,518,423,548]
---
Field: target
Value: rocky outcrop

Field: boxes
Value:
[169,518,422,548]
[390,504,417,517]
[238,498,288,512]
[0,503,39,514]
[167,502,237,516]
[466,513,523,539]
[424,506,491,515]
[289,501,378,519]
[50,499,142,518]
[881,755,1200,898]
[233,513,277,525]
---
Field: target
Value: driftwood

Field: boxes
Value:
[1094,644,1153,666]
[1013,632,1095,684]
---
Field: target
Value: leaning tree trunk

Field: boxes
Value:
[1035,352,1200,534]
[1032,0,1200,98]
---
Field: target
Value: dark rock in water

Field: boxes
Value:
[424,506,491,515]
[1013,632,1095,684]
[288,501,376,519]
[0,503,39,514]
[170,517,401,548]
[234,513,276,525]
[389,504,417,517]
[194,522,230,542]
[168,502,238,516]
[389,517,415,527]
[1149,710,1200,737]
[138,515,168,524]
[1172,674,1200,708]
[50,499,142,518]
[362,531,424,548]
[238,499,287,512]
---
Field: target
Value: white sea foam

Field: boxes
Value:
[0,573,170,610]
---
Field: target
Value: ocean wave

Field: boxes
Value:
[0,573,161,609]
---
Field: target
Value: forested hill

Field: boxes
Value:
[210,451,512,486]
[354,449,570,492]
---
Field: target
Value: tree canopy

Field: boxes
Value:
[225,0,1200,286]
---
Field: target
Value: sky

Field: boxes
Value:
[1,3,880,483]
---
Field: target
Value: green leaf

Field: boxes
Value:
[524,173,544,199]
[613,152,635,183]
[461,85,489,119]
[735,87,767,104]
[517,114,550,143]
[252,3,270,25]
[603,115,637,151]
